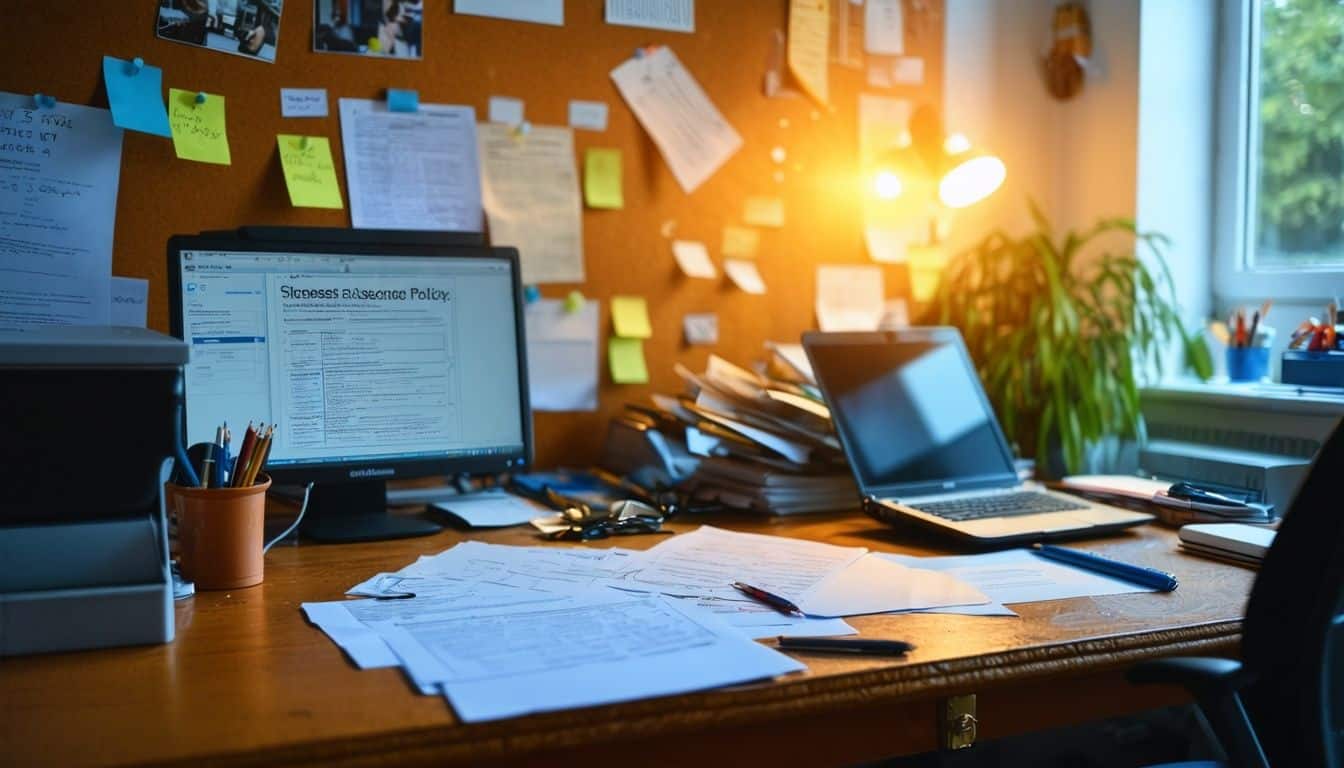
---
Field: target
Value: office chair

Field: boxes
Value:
[1127,417,1344,768]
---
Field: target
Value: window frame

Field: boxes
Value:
[1213,0,1344,303]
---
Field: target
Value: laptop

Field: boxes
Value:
[803,328,1152,544]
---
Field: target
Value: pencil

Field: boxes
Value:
[232,422,258,488]
[243,425,273,487]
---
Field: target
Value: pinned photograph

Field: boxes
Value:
[314,0,423,59]
[156,0,284,63]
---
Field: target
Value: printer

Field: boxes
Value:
[0,326,186,655]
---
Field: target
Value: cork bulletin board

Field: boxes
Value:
[4,1,944,466]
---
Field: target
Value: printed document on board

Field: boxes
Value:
[0,93,122,328]
[338,98,482,231]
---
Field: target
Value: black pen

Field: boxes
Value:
[777,637,915,656]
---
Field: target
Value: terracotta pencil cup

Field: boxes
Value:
[171,475,271,590]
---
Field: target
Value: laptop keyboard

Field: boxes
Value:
[915,491,1088,522]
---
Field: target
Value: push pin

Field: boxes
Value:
[33,93,56,109]
[130,57,145,75]
[511,120,532,139]
[563,290,585,314]
[523,285,541,304]
[195,92,208,105]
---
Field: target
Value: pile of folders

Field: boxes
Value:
[604,344,859,515]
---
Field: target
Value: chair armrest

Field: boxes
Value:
[1126,657,1248,697]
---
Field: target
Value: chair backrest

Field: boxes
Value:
[1241,416,1344,767]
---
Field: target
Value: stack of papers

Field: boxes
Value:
[302,526,994,720]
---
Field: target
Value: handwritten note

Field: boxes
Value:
[168,89,230,165]
[865,0,904,55]
[610,296,652,339]
[280,88,329,118]
[609,337,650,384]
[276,135,344,209]
[583,148,624,209]
[787,0,830,107]
[606,0,694,32]
[110,276,148,327]
[743,196,785,228]
[721,225,760,258]
[102,56,171,137]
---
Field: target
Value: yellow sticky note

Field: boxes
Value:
[584,148,624,209]
[610,296,652,339]
[722,225,760,258]
[788,0,831,107]
[743,196,786,228]
[276,135,344,209]
[168,89,231,165]
[609,337,649,384]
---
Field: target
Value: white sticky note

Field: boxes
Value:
[724,259,767,295]
[683,313,719,345]
[865,0,904,55]
[488,96,525,125]
[864,226,908,263]
[524,299,600,411]
[743,196,785,228]
[672,240,716,279]
[816,265,884,331]
[280,88,329,118]
[110,276,148,327]
[892,56,925,85]
[605,0,694,33]
[455,0,563,26]
[568,100,609,131]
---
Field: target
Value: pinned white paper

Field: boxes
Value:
[892,56,925,85]
[488,96,525,126]
[858,93,912,165]
[683,313,719,345]
[524,299,600,411]
[455,0,563,26]
[280,88,329,118]
[605,0,694,33]
[672,240,716,278]
[865,0,904,55]
[724,259,767,295]
[815,265,884,331]
[568,100,609,131]
[110,276,148,327]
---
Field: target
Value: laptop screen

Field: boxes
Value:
[804,330,1019,495]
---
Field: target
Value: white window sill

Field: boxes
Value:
[1144,378,1344,415]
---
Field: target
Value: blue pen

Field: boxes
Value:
[1031,544,1179,592]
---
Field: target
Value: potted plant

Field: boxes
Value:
[925,204,1213,477]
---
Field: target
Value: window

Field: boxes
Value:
[1215,0,1344,301]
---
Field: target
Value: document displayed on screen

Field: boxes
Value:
[0,93,122,328]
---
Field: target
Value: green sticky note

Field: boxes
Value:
[609,337,649,384]
[276,135,344,209]
[584,148,624,210]
[610,296,652,339]
[169,89,231,165]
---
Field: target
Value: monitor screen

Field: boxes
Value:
[805,331,1017,493]
[174,247,527,476]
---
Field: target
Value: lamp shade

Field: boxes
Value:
[938,154,1006,209]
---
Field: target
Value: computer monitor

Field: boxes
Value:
[167,232,532,542]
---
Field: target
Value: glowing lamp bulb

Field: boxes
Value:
[939,155,1006,209]
[873,170,903,200]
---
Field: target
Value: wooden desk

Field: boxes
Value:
[1,513,1254,767]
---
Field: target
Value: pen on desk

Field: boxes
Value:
[776,637,915,656]
[732,581,803,616]
[1031,544,1179,592]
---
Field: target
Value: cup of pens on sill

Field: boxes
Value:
[1212,301,1273,383]
[168,422,274,590]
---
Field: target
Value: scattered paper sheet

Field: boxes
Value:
[724,259,767,294]
[610,47,742,193]
[610,296,652,338]
[788,0,831,107]
[280,88,328,118]
[609,337,649,384]
[865,0,905,55]
[892,56,925,84]
[721,225,760,258]
[433,489,548,528]
[488,96,524,125]
[101,56,170,137]
[478,123,584,283]
[455,0,563,26]
[0,94,121,328]
[168,89,230,165]
[877,549,1159,605]
[743,196,785,228]
[525,299,599,411]
[683,313,719,345]
[583,148,624,209]
[568,100,609,131]
[672,240,715,278]
[605,0,695,33]
[338,98,482,231]
[816,265,884,331]
[802,553,988,617]
[276,135,344,209]
[680,595,854,637]
[858,93,912,165]
[110,277,148,327]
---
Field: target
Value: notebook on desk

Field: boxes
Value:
[803,328,1152,545]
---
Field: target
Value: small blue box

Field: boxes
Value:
[1281,350,1344,388]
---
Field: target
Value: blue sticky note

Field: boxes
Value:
[387,88,419,113]
[102,56,171,137]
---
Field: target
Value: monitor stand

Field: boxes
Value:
[298,480,442,543]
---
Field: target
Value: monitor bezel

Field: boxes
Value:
[802,327,1021,499]
[167,233,534,486]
